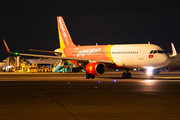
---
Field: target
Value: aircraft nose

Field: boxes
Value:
[162,55,171,67]
[155,54,171,68]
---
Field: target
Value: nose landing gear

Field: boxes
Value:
[148,75,154,79]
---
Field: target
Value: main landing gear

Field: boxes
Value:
[122,69,131,79]
[86,72,95,79]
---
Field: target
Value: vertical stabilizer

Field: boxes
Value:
[57,16,76,49]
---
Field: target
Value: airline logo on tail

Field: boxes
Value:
[57,16,75,48]
[58,18,69,45]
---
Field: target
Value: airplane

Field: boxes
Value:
[0,62,7,68]
[153,43,180,73]
[0,59,12,72]
[164,53,180,72]
[3,16,173,79]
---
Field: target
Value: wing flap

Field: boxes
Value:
[29,49,62,54]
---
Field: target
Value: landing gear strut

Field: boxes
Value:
[86,72,95,79]
[146,67,155,79]
[148,75,154,79]
[122,69,131,79]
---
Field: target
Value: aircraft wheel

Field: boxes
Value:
[86,73,90,79]
[149,75,154,79]
[127,72,131,79]
[122,72,131,79]
[122,72,126,79]
[91,75,95,79]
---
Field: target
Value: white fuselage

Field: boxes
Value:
[110,44,171,69]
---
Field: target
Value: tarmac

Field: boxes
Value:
[0,71,180,120]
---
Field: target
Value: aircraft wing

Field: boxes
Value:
[29,49,62,54]
[3,39,113,64]
[29,49,63,56]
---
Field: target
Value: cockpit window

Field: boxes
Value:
[150,50,153,54]
[150,50,168,54]
[163,50,167,54]
[163,50,169,56]
[157,50,164,53]
[153,50,157,54]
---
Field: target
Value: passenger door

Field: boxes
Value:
[139,47,146,60]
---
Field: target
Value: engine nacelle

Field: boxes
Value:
[86,62,106,76]
[165,68,178,72]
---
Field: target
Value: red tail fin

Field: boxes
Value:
[57,16,76,48]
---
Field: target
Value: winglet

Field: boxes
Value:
[3,39,10,52]
[169,42,177,57]
[3,39,14,54]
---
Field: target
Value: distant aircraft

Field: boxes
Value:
[3,16,172,79]
[165,53,180,72]
[160,43,180,72]
[0,62,7,68]
[0,59,10,71]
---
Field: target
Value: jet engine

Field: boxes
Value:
[86,62,106,76]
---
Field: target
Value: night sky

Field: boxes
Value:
[1,0,180,61]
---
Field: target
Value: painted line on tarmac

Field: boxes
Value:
[155,77,180,79]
